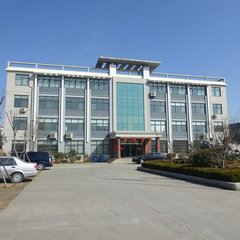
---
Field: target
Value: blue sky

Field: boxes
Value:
[0,0,240,125]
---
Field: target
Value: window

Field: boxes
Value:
[38,76,61,88]
[117,83,144,131]
[91,140,109,154]
[90,80,109,91]
[91,99,109,111]
[0,158,17,166]
[190,86,206,96]
[11,140,25,152]
[13,117,27,130]
[91,119,109,131]
[38,140,58,152]
[65,140,84,154]
[213,104,222,114]
[214,122,223,132]
[38,118,58,131]
[66,97,84,110]
[170,85,186,95]
[150,120,166,132]
[150,101,165,113]
[14,95,28,108]
[192,103,205,114]
[172,121,187,132]
[212,87,221,97]
[15,74,29,86]
[149,83,166,94]
[171,102,186,113]
[192,122,206,132]
[65,119,84,132]
[64,77,86,89]
[39,96,59,110]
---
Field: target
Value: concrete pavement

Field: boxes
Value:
[0,162,240,240]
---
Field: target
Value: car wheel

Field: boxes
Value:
[37,163,45,171]
[11,172,24,183]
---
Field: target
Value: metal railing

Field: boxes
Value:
[150,72,225,82]
[8,61,108,73]
[8,61,225,82]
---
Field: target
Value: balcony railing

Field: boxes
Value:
[150,72,225,82]
[7,61,108,73]
[8,61,225,82]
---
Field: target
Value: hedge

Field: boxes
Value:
[142,161,240,182]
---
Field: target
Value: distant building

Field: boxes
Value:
[4,57,228,159]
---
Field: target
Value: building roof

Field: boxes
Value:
[95,56,161,73]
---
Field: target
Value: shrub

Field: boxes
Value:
[191,148,220,167]
[68,149,78,163]
[142,161,240,182]
[52,152,67,163]
[167,153,176,161]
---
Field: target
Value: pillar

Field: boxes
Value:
[117,137,121,158]
[156,137,160,152]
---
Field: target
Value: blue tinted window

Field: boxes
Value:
[117,83,144,131]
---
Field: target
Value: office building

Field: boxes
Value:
[4,57,228,159]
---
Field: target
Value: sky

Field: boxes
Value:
[0,0,240,125]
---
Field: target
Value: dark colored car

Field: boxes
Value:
[20,152,53,171]
[132,152,167,164]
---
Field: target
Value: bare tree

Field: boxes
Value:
[210,118,237,168]
[6,110,19,157]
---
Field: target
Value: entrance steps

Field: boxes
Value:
[110,157,133,164]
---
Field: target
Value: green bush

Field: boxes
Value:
[52,152,67,163]
[142,161,240,182]
[191,148,220,167]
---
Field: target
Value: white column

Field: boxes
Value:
[186,85,193,144]
[32,74,38,151]
[109,64,116,76]
[166,83,172,152]
[143,66,150,79]
[85,79,90,143]
[206,86,212,138]
[60,76,64,143]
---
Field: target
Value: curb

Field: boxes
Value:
[137,167,240,191]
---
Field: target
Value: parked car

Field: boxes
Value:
[19,152,53,171]
[0,156,38,183]
[132,152,167,164]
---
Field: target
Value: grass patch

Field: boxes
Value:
[142,161,240,182]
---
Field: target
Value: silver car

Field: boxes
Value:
[0,156,38,183]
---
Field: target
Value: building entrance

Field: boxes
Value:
[120,139,144,157]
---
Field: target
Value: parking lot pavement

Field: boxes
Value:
[0,163,240,240]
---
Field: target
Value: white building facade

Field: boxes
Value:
[4,57,228,159]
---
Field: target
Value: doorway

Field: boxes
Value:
[120,142,144,157]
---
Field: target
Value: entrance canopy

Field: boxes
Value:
[110,131,162,139]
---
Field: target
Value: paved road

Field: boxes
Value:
[0,162,240,240]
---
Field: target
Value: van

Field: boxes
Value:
[21,152,53,171]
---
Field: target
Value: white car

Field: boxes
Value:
[0,156,38,183]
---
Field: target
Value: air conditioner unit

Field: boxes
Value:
[19,108,26,114]
[202,133,209,140]
[212,114,217,119]
[149,91,156,97]
[50,132,57,139]
[66,132,73,139]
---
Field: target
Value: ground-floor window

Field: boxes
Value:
[65,140,84,154]
[173,140,188,153]
[38,140,58,152]
[91,140,109,154]
[12,140,25,152]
